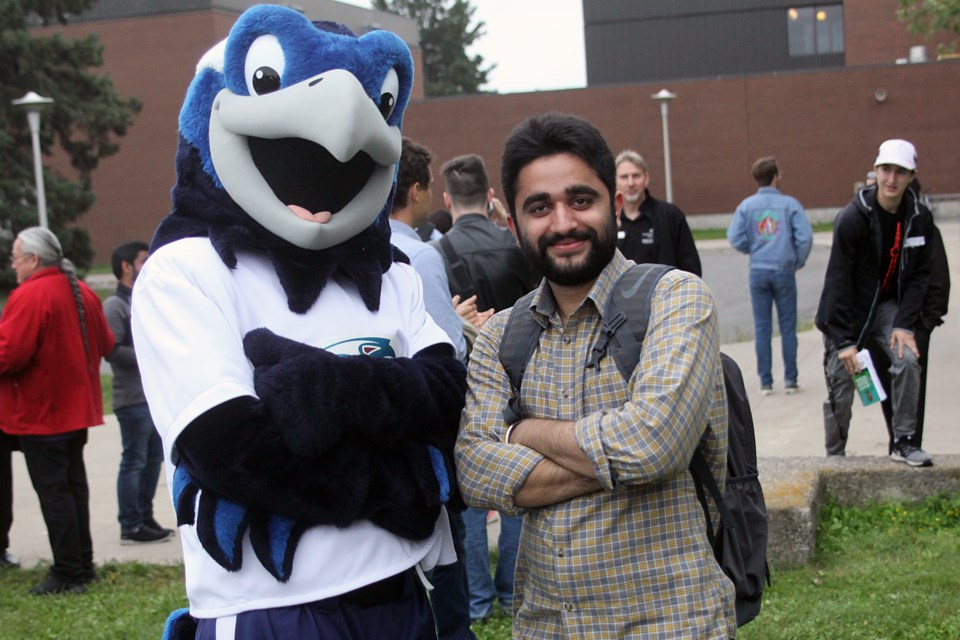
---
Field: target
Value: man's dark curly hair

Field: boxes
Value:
[394,138,432,210]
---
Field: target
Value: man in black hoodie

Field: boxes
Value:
[815,139,933,466]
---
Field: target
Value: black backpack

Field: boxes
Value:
[498,263,770,628]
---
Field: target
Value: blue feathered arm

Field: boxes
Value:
[243,328,467,458]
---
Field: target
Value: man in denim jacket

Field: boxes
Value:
[727,157,813,395]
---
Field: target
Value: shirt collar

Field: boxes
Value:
[388,218,420,241]
[527,250,631,326]
[115,282,133,301]
[454,212,489,227]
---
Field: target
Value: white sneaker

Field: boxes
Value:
[759,385,773,396]
[784,382,801,394]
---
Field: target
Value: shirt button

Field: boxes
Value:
[562,390,569,399]
[557,549,564,557]
[563,603,574,611]
[563,336,571,344]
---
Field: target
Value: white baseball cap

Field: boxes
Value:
[874,139,917,171]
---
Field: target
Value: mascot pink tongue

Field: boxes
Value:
[132,5,467,639]
[287,204,332,223]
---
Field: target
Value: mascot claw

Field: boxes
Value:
[173,465,309,582]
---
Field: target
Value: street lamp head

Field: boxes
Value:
[651,89,677,102]
[11,91,54,112]
[11,91,54,229]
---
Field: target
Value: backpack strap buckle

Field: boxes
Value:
[587,311,626,369]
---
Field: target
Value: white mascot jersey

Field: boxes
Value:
[132,237,454,617]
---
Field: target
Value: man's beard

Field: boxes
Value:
[519,216,617,287]
[621,190,642,204]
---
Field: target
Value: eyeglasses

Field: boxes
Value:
[9,253,33,267]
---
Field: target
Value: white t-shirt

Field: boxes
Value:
[132,237,454,618]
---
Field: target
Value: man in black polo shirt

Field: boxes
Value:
[615,149,701,276]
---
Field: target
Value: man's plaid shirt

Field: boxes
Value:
[455,251,736,639]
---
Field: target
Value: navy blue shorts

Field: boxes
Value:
[194,568,436,639]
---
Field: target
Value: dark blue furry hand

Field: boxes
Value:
[243,327,467,454]
[243,328,344,457]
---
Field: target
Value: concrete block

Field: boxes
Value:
[757,455,960,570]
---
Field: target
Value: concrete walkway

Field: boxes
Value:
[7,222,960,570]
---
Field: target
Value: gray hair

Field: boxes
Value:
[615,149,647,172]
[18,227,63,266]
[16,227,88,358]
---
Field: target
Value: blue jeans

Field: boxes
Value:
[115,403,164,529]
[462,507,521,621]
[749,268,798,386]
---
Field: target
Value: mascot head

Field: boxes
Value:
[154,4,415,312]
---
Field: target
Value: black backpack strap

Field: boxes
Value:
[438,235,477,300]
[587,263,675,378]
[689,447,737,545]
[498,290,543,424]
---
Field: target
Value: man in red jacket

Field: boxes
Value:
[0,227,114,595]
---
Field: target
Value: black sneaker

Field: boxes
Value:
[1,549,20,568]
[143,517,175,537]
[891,440,933,467]
[29,575,87,596]
[120,525,173,545]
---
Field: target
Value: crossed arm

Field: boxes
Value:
[507,418,601,507]
[455,271,718,515]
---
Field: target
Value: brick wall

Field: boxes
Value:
[845,0,953,65]
[405,60,960,220]
[27,10,960,262]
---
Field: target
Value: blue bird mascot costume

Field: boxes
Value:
[131,6,466,639]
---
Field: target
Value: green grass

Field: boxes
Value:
[812,221,834,234]
[473,494,960,639]
[0,562,187,639]
[0,495,956,639]
[739,494,960,639]
[101,374,113,415]
[85,264,113,276]
[692,227,730,241]
[692,221,833,242]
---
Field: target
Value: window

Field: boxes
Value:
[787,5,844,56]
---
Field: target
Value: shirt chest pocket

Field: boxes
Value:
[518,346,630,421]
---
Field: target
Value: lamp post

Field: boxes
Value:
[11,91,55,229]
[651,89,676,203]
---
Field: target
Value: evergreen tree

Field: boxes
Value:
[0,0,141,288]
[372,0,493,96]
[898,0,960,55]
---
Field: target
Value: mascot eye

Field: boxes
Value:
[252,67,281,94]
[244,35,286,96]
[379,93,395,119]
[378,68,400,121]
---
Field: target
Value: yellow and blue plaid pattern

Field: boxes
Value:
[455,252,736,639]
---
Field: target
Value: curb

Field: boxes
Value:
[760,455,960,568]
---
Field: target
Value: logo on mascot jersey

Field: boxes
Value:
[325,337,395,358]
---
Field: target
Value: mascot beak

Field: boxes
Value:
[209,69,400,250]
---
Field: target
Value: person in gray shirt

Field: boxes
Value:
[104,241,173,544]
